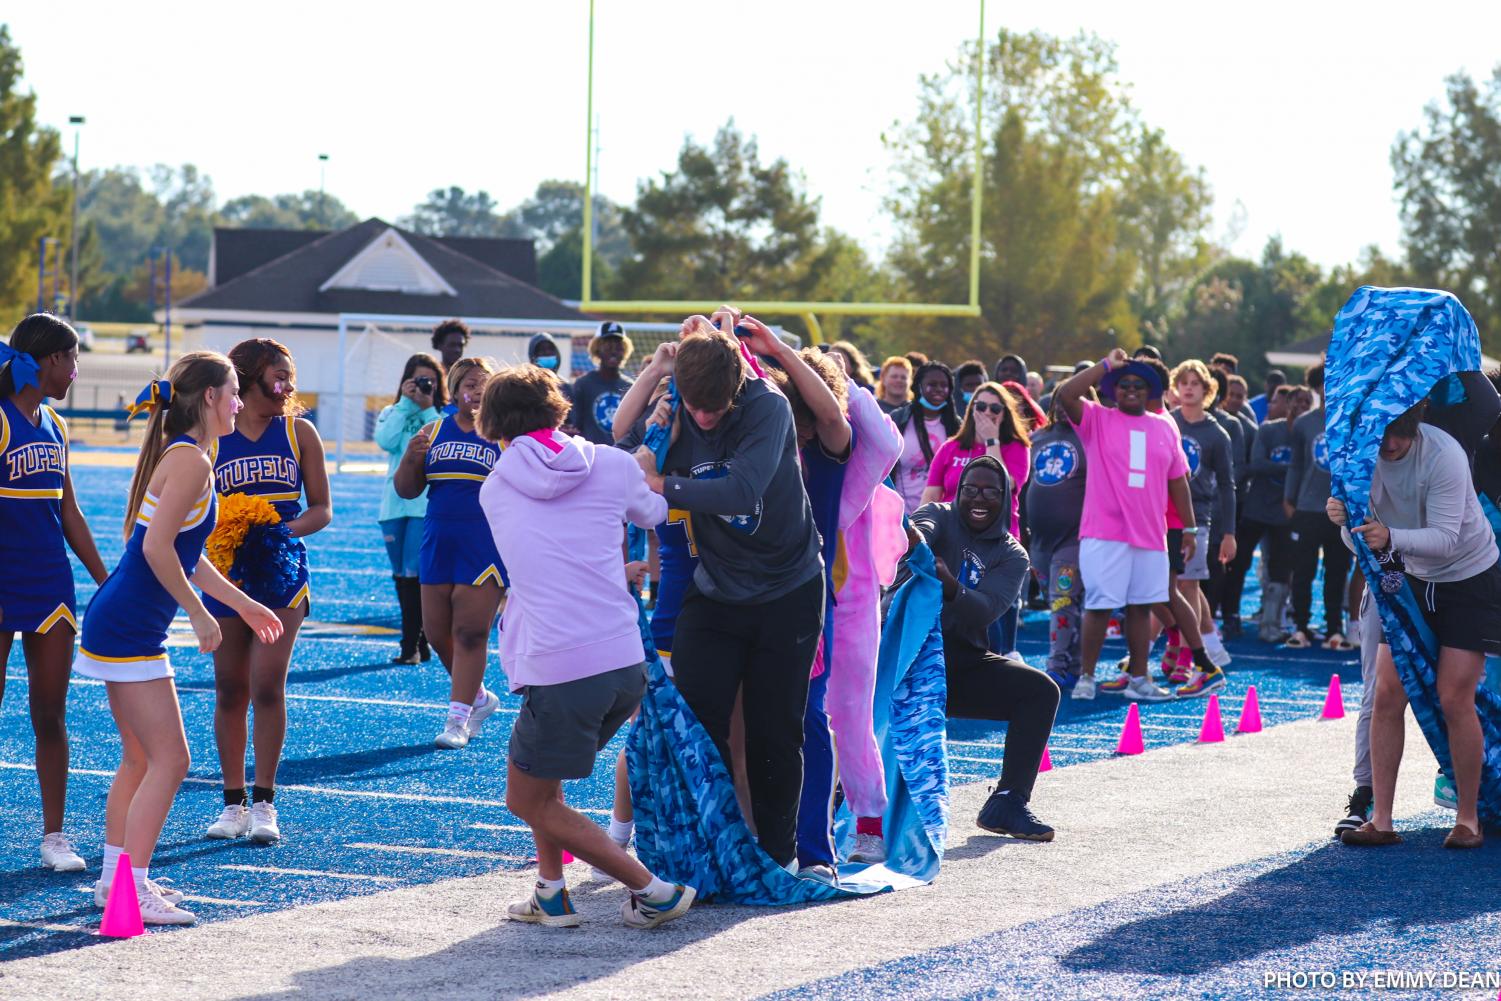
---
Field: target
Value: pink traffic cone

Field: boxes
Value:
[561,851,574,864]
[1039,745,1053,773]
[1322,674,1345,720]
[1198,693,1225,743]
[1236,685,1263,734]
[98,853,144,938]
[1115,703,1145,755]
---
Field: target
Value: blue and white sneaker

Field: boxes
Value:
[621,884,696,929]
[507,883,580,928]
[1045,668,1078,690]
[1434,772,1457,812]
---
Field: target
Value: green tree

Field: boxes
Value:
[884,29,1212,366]
[1392,66,1501,352]
[401,186,519,237]
[615,122,842,308]
[220,190,358,230]
[0,25,68,321]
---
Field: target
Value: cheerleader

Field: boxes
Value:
[394,356,505,749]
[203,339,331,844]
[0,314,108,873]
[76,353,282,926]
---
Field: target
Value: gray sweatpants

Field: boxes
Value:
[1032,541,1083,678]
[1353,588,1380,787]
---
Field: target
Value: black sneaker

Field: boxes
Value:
[977,788,1055,842]
[1221,617,1243,640]
[1333,785,1373,839]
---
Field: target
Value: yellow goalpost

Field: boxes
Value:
[578,0,988,342]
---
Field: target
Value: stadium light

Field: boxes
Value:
[68,116,85,318]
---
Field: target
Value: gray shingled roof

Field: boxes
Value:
[185,218,574,320]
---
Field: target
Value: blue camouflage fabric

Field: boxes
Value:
[1325,286,1501,825]
[625,380,948,901]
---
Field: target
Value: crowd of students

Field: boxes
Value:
[1,306,1496,932]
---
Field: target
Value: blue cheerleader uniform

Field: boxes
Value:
[420,415,507,588]
[202,416,311,617]
[74,437,217,682]
[0,397,76,635]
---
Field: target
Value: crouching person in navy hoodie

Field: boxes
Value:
[476,366,697,930]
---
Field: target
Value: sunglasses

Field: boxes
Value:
[959,483,1004,500]
[971,402,1005,415]
[1114,378,1148,392]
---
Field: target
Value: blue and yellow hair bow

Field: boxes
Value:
[126,379,173,419]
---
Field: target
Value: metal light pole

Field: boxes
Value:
[318,153,329,228]
[149,247,172,367]
[68,115,85,318]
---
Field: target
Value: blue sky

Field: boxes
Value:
[10,0,1501,271]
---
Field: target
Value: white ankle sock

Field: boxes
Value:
[536,875,565,894]
[472,688,490,709]
[102,844,123,883]
[609,818,634,842]
[132,864,150,890]
[448,701,473,721]
[635,875,675,903]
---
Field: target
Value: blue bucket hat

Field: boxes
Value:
[1100,360,1165,402]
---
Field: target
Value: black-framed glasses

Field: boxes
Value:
[959,483,1004,500]
[971,402,1005,415]
[1115,377,1148,391]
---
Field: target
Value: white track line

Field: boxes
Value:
[468,823,534,833]
[0,918,91,934]
[218,864,397,885]
[69,886,270,906]
[348,843,532,862]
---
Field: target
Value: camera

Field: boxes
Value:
[413,376,435,395]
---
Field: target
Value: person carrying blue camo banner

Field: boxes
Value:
[1324,286,1501,850]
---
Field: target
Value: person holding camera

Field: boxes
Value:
[374,353,446,665]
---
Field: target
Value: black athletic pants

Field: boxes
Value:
[1289,509,1352,635]
[671,574,824,868]
[1223,517,1294,619]
[945,646,1060,802]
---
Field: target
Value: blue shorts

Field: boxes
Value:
[0,549,77,635]
[420,515,508,588]
[203,541,310,619]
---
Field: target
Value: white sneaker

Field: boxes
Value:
[40,832,85,872]
[1123,675,1174,702]
[96,876,183,907]
[138,884,196,926]
[1003,649,1026,665]
[849,832,887,864]
[590,833,632,882]
[1071,674,1097,700]
[249,801,281,843]
[435,715,470,749]
[466,688,500,738]
[206,804,251,839]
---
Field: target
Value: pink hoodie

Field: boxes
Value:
[479,428,667,691]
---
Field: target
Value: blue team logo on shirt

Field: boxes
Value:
[594,392,622,435]
[961,550,985,588]
[1033,440,1078,486]
[690,461,762,535]
[1313,433,1331,471]
[1270,445,1293,465]
[1181,435,1202,476]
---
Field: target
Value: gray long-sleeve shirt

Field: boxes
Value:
[905,500,1031,656]
[1174,411,1236,531]
[1285,407,1332,512]
[1343,424,1499,582]
[661,376,823,603]
[1243,417,1294,525]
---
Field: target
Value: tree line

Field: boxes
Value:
[3,24,1499,372]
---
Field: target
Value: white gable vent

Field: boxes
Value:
[319,228,457,296]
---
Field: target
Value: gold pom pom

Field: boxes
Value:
[205,494,282,580]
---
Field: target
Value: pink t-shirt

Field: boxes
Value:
[1075,400,1187,551]
[925,438,1030,536]
[897,414,948,514]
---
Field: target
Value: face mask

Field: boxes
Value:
[536,356,559,370]
[919,396,946,411]
[961,391,974,407]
